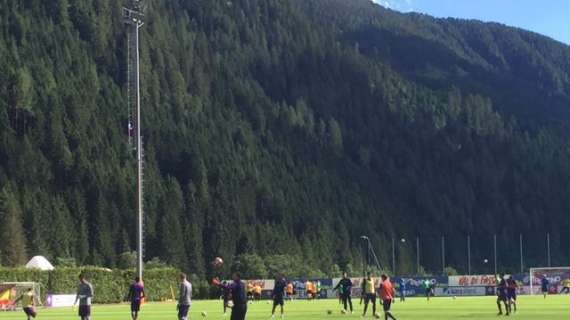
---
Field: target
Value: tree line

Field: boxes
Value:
[1,0,570,277]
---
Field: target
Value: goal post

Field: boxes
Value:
[529,267,570,295]
[0,282,41,311]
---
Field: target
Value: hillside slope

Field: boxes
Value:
[1,0,570,275]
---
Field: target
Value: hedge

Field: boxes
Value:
[0,267,181,304]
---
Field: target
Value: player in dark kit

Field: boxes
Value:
[496,274,510,316]
[334,272,353,314]
[541,276,550,299]
[506,276,517,313]
[127,277,145,320]
[214,273,248,320]
[271,274,287,319]
[221,281,231,316]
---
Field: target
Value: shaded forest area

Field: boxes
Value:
[1,0,570,277]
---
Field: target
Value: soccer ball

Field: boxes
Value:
[201,311,208,317]
[452,296,457,300]
[341,309,347,314]
[212,257,224,269]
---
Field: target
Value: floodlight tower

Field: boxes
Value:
[123,0,145,280]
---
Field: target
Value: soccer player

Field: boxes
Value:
[541,276,549,299]
[496,273,510,316]
[397,278,406,302]
[127,276,145,320]
[304,280,312,300]
[254,283,262,301]
[286,282,294,301]
[422,280,432,301]
[74,274,94,320]
[214,273,248,320]
[229,273,248,320]
[247,281,254,301]
[506,276,517,313]
[271,274,287,319]
[361,273,377,318]
[12,288,37,320]
[316,281,322,299]
[334,272,353,314]
[560,278,570,294]
[177,273,192,320]
[379,275,397,320]
[222,281,231,315]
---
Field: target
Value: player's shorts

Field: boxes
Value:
[178,304,190,318]
[78,305,91,317]
[542,286,548,293]
[497,292,508,301]
[507,290,516,300]
[364,293,376,304]
[273,296,284,306]
[425,289,431,296]
[382,299,392,312]
[23,307,37,318]
[131,300,142,312]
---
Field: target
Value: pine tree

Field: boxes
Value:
[0,187,27,266]
[158,177,188,269]
[184,182,205,275]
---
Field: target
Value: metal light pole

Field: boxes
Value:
[441,236,446,274]
[467,235,471,275]
[392,238,396,275]
[360,236,368,277]
[123,0,145,280]
[547,233,551,267]
[416,237,420,274]
[493,234,498,275]
[519,234,524,274]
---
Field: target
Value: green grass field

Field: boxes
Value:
[2,296,569,319]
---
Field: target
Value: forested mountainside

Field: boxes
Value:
[1,0,570,277]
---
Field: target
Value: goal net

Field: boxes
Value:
[0,282,41,311]
[529,267,570,295]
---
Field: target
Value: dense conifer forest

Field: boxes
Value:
[1,0,570,277]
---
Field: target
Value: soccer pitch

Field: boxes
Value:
[2,296,569,319]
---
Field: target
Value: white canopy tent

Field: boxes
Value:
[25,256,54,271]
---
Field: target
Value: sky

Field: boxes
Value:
[372,0,570,45]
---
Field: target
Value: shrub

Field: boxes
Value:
[0,267,181,303]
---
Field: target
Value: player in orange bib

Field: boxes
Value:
[286,282,294,301]
[304,281,314,300]
[247,282,254,301]
[254,284,262,301]
[379,274,397,320]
